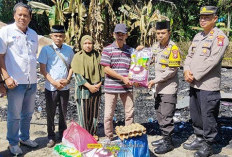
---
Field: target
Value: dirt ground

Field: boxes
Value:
[0,121,232,157]
[1,96,232,157]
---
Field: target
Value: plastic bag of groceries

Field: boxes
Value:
[128,48,153,87]
[54,144,82,157]
[117,134,150,157]
[62,121,97,152]
[82,148,114,157]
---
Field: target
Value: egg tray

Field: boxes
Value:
[115,123,146,140]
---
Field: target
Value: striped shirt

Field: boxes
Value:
[100,42,134,93]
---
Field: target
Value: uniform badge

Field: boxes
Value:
[161,59,167,63]
[164,51,169,55]
[217,35,225,46]
[203,49,207,53]
[203,43,208,47]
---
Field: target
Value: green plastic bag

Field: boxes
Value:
[54,144,82,157]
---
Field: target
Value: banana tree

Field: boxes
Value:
[86,0,118,51]
[119,0,169,46]
[28,0,86,46]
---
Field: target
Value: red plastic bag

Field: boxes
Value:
[62,121,97,152]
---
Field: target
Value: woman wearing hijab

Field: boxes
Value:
[71,35,104,140]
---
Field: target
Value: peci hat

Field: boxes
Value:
[114,24,127,34]
[51,25,65,33]
[156,21,170,30]
[200,6,217,15]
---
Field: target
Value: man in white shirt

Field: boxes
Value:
[0,2,38,156]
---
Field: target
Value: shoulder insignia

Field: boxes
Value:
[217,35,225,46]
[209,30,214,39]
[210,30,214,35]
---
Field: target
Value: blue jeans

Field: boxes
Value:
[7,84,37,146]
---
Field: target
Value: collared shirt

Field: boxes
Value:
[184,27,229,91]
[100,41,134,93]
[0,23,38,84]
[152,40,179,94]
[38,42,74,91]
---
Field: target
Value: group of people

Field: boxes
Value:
[0,2,229,157]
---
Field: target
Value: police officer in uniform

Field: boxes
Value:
[148,21,181,154]
[183,6,229,157]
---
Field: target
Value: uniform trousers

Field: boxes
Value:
[104,92,134,139]
[45,89,69,140]
[155,94,176,136]
[189,87,220,142]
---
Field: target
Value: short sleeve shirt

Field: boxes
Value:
[0,23,38,84]
[38,42,74,91]
[100,42,134,93]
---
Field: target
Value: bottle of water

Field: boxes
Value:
[38,106,42,113]
[113,116,117,123]
[148,117,154,123]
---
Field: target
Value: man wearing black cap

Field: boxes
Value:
[183,6,229,157]
[38,25,74,148]
[148,20,181,154]
[100,24,134,141]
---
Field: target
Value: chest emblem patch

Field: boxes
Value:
[217,35,225,46]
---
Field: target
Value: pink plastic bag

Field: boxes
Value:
[62,121,97,152]
[128,48,153,87]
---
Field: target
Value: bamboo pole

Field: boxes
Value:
[227,11,231,36]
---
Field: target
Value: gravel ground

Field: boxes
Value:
[0,68,232,156]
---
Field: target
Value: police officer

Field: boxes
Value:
[148,20,181,154]
[183,6,229,157]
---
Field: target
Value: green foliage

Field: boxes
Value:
[0,0,16,23]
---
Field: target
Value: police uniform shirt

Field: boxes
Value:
[184,27,229,91]
[152,40,181,94]
[0,23,38,84]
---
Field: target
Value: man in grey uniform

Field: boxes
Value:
[148,21,181,154]
[183,6,229,157]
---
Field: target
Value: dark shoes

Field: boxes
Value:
[154,136,174,154]
[151,138,165,147]
[183,137,204,150]
[194,142,213,157]
[47,139,56,148]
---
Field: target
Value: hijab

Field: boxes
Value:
[71,35,104,84]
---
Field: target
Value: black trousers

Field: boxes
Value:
[45,89,69,140]
[189,87,220,142]
[155,94,177,136]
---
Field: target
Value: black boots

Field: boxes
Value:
[183,136,204,150]
[183,136,213,157]
[194,142,213,157]
[154,136,174,154]
[151,138,165,147]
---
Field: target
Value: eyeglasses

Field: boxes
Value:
[199,15,214,21]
